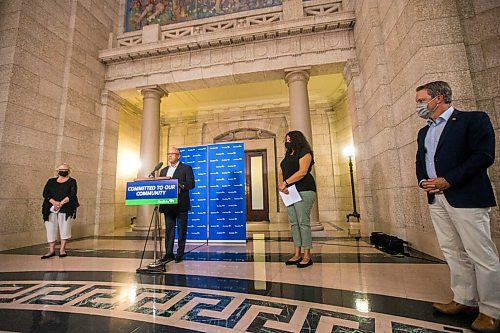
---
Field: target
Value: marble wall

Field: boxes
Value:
[347,0,500,257]
[0,0,118,250]
[457,0,500,233]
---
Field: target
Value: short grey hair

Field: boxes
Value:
[416,81,452,103]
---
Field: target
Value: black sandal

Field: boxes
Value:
[297,259,313,268]
[285,257,302,265]
[41,252,56,259]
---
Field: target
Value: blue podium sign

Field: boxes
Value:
[125,179,178,205]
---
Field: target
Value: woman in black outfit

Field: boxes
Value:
[41,163,79,259]
[279,131,316,268]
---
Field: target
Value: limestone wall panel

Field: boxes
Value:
[0,84,9,103]
[461,7,499,44]
[0,45,15,67]
[482,36,500,68]
[14,50,63,86]
[0,143,53,172]
[0,10,21,32]
[397,141,418,188]
[3,122,57,150]
[389,51,425,103]
[9,66,40,92]
[19,10,68,54]
[0,28,18,49]
[356,26,382,77]
[378,0,401,41]
[472,67,500,100]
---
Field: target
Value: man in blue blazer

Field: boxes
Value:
[159,147,195,263]
[415,81,499,332]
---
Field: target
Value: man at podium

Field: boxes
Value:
[159,147,195,263]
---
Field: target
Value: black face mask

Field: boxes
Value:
[58,170,69,177]
[285,142,292,150]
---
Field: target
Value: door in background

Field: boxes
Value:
[245,150,269,221]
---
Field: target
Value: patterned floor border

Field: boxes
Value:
[0,280,470,333]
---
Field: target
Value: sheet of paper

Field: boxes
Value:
[279,185,302,207]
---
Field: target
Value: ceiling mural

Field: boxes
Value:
[125,0,283,32]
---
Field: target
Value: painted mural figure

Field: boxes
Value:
[126,0,282,31]
[136,0,155,28]
[147,0,168,23]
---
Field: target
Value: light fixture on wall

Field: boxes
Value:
[118,152,142,177]
[343,145,361,240]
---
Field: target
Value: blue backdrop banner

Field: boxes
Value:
[178,143,246,243]
[179,146,208,242]
[207,143,246,242]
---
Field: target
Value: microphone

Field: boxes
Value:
[148,162,163,178]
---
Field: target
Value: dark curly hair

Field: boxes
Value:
[285,130,312,156]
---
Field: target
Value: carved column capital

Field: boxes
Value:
[139,85,168,99]
[284,68,310,86]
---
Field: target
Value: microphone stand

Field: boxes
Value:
[136,168,166,274]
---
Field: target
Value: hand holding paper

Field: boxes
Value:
[279,185,302,207]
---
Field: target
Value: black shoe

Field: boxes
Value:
[41,252,56,259]
[161,255,174,263]
[285,257,302,265]
[297,259,313,268]
[59,252,67,258]
[175,256,183,263]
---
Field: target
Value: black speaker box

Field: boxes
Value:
[370,232,408,255]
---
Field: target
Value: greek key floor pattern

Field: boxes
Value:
[0,279,467,332]
[0,231,475,332]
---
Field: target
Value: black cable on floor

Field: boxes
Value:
[403,253,444,264]
[313,241,373,248]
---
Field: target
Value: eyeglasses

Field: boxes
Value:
[168,153,179,156]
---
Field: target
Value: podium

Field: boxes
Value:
[126,177,178,274]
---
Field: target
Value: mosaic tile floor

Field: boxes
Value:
[0,228,475,333]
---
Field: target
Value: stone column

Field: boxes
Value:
[284,68,323,231]
[133,86,167,231]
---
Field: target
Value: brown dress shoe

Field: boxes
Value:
[432,301,479,315]
[472,313,500,333]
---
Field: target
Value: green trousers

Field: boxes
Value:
[287,191,316,250]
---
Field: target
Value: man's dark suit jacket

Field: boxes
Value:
[416,109,496,208]
[159,162,195,213]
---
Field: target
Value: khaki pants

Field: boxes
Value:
[429,194,500,319]
[287,191,316,250]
